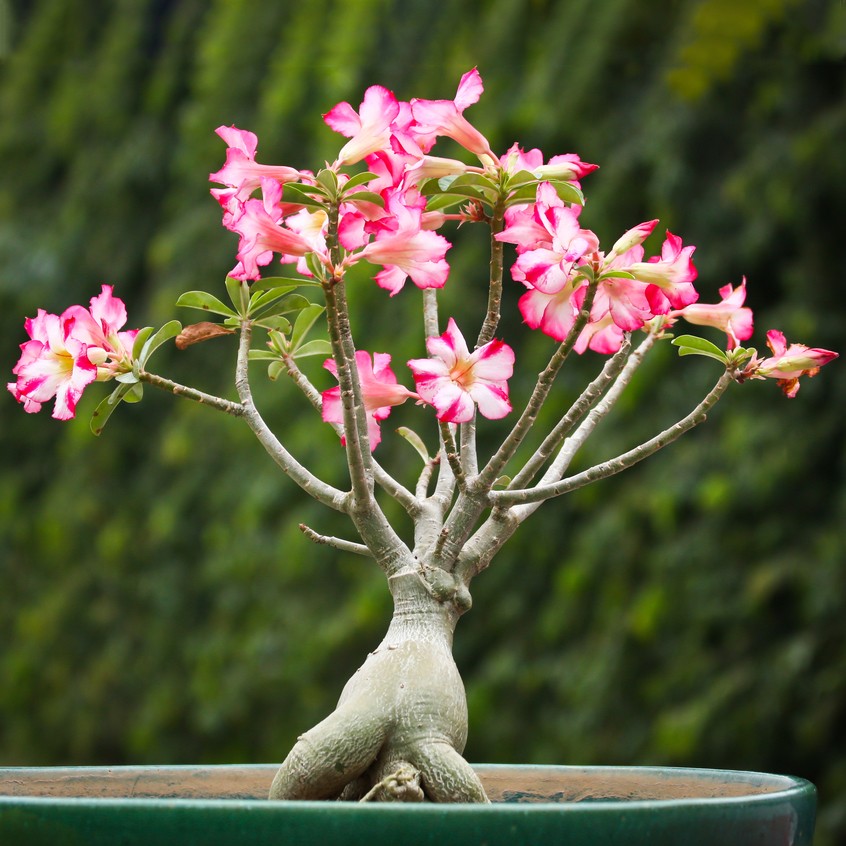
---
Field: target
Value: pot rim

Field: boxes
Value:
[0,763,816,811]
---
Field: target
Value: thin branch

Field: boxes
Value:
[322,260,373,504]
[474,277,599,491]
[492,369,734,508]
[139,370,244,416]
[282,353,418,514]
[299,523,372,557]
[506,335,633,490]
[234,322,348,512]
[476,202,505,347]
[533,331,656,493]
[439,421,467,492]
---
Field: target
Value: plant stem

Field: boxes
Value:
[139,370,244,416]
[492,369,734,507]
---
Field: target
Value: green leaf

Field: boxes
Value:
[671,335,729,364]
[423,193,469,213]
[304,252,327,281]
[342,171,379,191]
[343,191,384,208]
[90,383,133,435]
[281,183,326,207]
[291,339,332,359]
[600,270,637,280]
[176,291,237,317]
[504,169,539,189]
[137,320,183,365]
[254,315,292,334]
[251,275,320,290]
[248,285,299,315]
[248,349,278,361]
[122,382,144,403]
[396,427,430,463]
[316,168,339,195]
[267,360,286,381]
[225,276,250,315]
[114,371,139,384]
[549,180,585,206]
[290,303,326,349]
[131,326,154,361]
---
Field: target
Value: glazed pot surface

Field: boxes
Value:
[0,763,816,845]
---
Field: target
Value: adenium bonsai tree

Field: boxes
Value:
[8,70,837,804]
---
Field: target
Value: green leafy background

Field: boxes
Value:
[1,1,844,842]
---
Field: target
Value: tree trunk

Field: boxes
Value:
[268,569,488,803]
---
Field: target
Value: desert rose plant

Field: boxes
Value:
[8,69,837,804]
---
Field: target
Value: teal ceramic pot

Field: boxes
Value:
[0,763,816,846]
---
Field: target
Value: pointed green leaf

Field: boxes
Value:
[672,335,729,363]
[90,383,133,435]
[396,427,430,463]
[249,285,299,314]
[248,349,279,361]
[137,320,183,365]
[344,191,384,208]
[251,275,320,290]
[176,291,237,317]
[267,360,286,381]
[225,276,250,315]
[304,252,327,281]
[122,382,144,403]
[316,168,339,195]
[423,193,469,213]
[291,339,333,359]
[281,183,326,207]
[115,371,139,384]
[290,303,326,349]
[254,315,292,334]
[549,180,585,206]
[342,171,379,191]
[131,326,154,360]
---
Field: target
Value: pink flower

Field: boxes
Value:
[626,231,698,310]
[65,284,139,371]
[408,318,514,423]
[742,330,838,397]
[224,178,325,280]
[8,309,98,420]
[322,351,417,449]
[210,126,303,202]
[410,68,495,161]
[356,192,451,294]
[498,184,599,294]
[499,143,598,182]
[324,85,400,167]
[673,279,754,350]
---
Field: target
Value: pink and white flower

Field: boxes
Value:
[322,351,417,449]
[9,311,96,420]
[408,318,514,423]
[626,231,698,310]
[64,284,139,373]
[673,279,754,350]
[210,125,304,202]
[741,330,838,397]
[324,85,400,167]
[410,68,495,162]
[355,192,451,294]
[224,178,326,280]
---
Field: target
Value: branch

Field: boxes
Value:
[474,277,599,491]
[139,370,244,416]
[234,322,348,512]
[283,353,419,514]
[492,369,734,508]
[506,335,633,490]
[299,523,372,557]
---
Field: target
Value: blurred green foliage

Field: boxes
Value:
[1,0,844,841]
